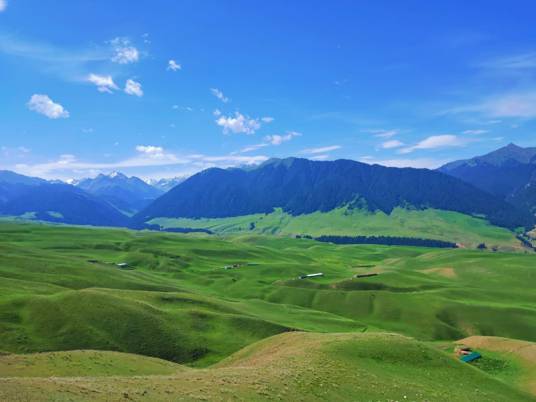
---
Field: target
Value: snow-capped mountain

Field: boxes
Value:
[76,172,164,215]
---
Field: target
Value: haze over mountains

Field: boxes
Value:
[1,144,535,236]
[146,177,187,192]
[77,172,164,215]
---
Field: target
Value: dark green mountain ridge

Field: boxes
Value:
[136,157,534,230]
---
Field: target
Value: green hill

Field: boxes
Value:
[1,221,535,400]
[1,332,533,401]
[1,221,534,354]
[0,350,185,377]
[151,206,523,250]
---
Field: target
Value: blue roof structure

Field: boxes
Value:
[460,352,481,363]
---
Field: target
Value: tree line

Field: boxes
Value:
[312,235,458,248]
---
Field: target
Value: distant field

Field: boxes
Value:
[0,221,534,354]
[0,221,535,400]
[150,206,522,250]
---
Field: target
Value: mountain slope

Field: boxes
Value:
[441,143,536,169]
[439,143,536,201]
[0,183,129,227]
[0,170,46,206]
[147,176,187,192]
[136,157,534,230]
[77,172,163,215]
[509,178,536,214]
[151,207,522,249]
[2,332,532,402]
[0,170,46,186]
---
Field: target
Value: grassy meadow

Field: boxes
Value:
[2,332,533,402]
[0,220,535,400]
[150,206,522,250]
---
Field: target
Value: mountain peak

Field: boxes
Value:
[258,157,302,169]
[441,143,536,172]
[504,142,522,150]
[135,157,534,231]
[107,171,127,179]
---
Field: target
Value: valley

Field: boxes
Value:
[4,3,536,400]
[0,221,535,400]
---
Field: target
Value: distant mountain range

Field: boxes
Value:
[76,172,163,215]
[135,157,534,230]
[146,177,187,192]
[2,144,536,233]
[439,143,536,214]
[0,170,186,227]
[0,171,128,227]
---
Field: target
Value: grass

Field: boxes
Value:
[455,336,536,396]
[0,350,185,377]
[150,206,522,250]
[0,220,535,400]
[1,332,533,401]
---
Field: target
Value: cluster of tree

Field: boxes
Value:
[129,222,213,234]
[162,227,213,234]
[314,235,458,248]
[516,234,535,251]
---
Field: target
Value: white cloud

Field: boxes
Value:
[239,131,301,154]
[238,143,269,153]
[8,148,270,180]
[482,52,536,70]
[399,135,463,154]
[211,88,229,103]
[110,37,139,64]
[301,145,341,154]
[370,129,399,138]
[58,154,76,164]
[381,139,404,149]
[359,156,449,169]
[87,73,118,93]
[27,94,69,119]
[0,0,7,12]
[124,79,143,97]
[310,154,330,161]
[264,131,301,145]
[261,117,274,123]
[0,36,112,84]
[463,129,488,135]
[173,105,193,112]
[213,109,222,116]
[194,154,267,165]
[135,145,169,159]
[1,146,31,159]
[445,92,536,119]
[216,112,260,135]
[480,93,536,118]
[167,59,181,71]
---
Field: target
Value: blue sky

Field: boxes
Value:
[2,0,536,180]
